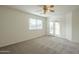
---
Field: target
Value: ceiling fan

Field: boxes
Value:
[42,5,55,14]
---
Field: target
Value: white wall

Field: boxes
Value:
[0,6,46,47]
[72,8,79,43]
[65,8,79,42]
[65,12,72,40]
[59,17,66,38]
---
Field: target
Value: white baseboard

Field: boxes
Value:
[0,35,46,48]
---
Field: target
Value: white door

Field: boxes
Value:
[49,21,60,37]
[55,22,60,36]
[49,22,54,35]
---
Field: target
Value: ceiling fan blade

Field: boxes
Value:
[50,10,54,12]
[50,5,54,8]
[36,5,55,14]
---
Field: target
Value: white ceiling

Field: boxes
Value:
[6,5,79,17]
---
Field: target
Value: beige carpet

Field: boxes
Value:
[0,36,79,54]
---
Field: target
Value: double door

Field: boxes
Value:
[49,21,60,36]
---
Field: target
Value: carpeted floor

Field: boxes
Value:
[0,36,79,54]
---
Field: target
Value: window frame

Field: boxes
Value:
[29,18,43,30]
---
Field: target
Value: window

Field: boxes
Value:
[37,20,42,29]
[55,22,60,35]
[49,21,60,36]
[29,18,43,30]
[29,18,36,30]
[49,22,54,34]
